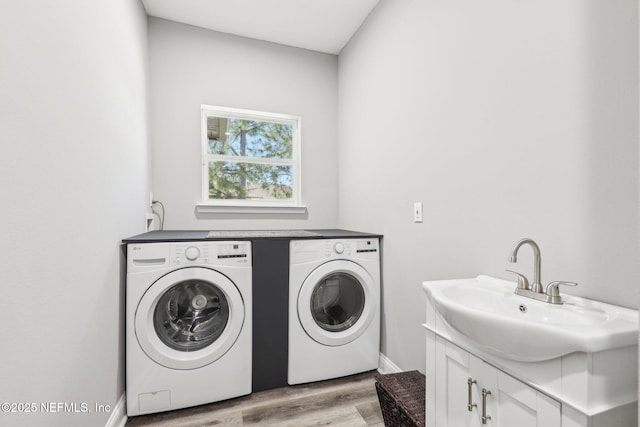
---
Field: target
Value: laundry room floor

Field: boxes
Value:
[125,371,384,426]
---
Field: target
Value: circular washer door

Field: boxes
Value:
[297,260,377,347]
[135,267,245,370]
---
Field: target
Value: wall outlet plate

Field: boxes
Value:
[145,213,154,231]
[414,202,423,223]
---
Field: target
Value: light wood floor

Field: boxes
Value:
[125,371,384,427]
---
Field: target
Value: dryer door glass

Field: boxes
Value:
[154,280,229,352]
[310,273,365,332]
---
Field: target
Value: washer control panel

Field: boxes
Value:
[172,242,251,266]
[184,246,200,261]
[173,244,209,264]
[127,241,252,271]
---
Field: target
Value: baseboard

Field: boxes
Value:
[377,352,402,374]
[105,393,127,427]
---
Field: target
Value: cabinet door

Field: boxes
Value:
[469,355,497,427]
[434,337,481,427]
[432,336,560,427]
[487,370,561,427]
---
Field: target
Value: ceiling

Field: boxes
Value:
[141,0,381,55]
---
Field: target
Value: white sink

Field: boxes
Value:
[422,275,638,362]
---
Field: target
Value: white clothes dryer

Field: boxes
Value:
[126,241,251,416]
[288,238,380,385]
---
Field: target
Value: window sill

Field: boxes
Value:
[196,202,307,215]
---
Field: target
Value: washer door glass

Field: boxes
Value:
[136,267,245,370]
[154,280,229,352]
[310,273,364,333]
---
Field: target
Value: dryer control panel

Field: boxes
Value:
[290,238,379,265]
[323,239,379,258]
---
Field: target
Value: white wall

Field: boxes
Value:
[338,0,639,371]
[148,18,339,230]
[0,1,149,426]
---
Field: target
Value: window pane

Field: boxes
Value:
[208,161,293,200]
[207,117,293,160]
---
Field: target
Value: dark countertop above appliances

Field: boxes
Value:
[123,229,382,243]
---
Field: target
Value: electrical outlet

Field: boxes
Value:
[145,213,154,231]
[414,202,423,223]
[149,191,154,207]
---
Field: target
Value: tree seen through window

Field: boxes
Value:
[206,116,295,201]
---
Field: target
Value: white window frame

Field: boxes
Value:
[197,104,305,214]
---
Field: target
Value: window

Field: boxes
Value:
[200,105,303,213]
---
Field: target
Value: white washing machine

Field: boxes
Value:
[126,241,251,416]
[288,238,380,385]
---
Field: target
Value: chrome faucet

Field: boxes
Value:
[506,238,578,304]
[508,238,543,293]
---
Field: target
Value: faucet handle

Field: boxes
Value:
[506,270,530,290]
[545,281,578,297]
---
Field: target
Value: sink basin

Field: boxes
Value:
[422,275,638,362]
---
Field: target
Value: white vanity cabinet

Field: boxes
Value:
[423,277,639,427]
[432,335,560,427]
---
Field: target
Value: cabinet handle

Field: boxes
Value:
[467,378,477,411]
[481,388,492,424]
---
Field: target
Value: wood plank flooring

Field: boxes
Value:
[125,371,384,427]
